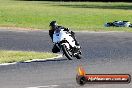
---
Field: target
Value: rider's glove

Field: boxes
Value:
[64,28,70,31]
[71,31,75,35]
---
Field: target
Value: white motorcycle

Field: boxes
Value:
[53,29,82,60]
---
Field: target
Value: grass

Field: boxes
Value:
[0,50,57,64]
[0,0,132,31]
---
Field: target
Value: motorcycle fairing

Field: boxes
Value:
[53,29,76,48]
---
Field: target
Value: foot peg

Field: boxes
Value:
[75,45,81,49]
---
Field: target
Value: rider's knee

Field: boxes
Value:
[52,45,60,53]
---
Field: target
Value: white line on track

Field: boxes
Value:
[0,54,62,66]
[26,85,59,88]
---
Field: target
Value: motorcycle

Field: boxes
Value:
[53,28,82,60]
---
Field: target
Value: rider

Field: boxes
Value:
[49,21,80,53]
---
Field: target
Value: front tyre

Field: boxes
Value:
[61,44,73,60]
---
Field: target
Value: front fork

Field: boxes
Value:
[59,42,81,56]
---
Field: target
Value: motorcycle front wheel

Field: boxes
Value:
[61,44,73,60]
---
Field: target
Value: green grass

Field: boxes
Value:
[0,50,57,64]
[0,0,132,31]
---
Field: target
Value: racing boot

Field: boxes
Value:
[52,44,60,53]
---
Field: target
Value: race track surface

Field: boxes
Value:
[0,29,132,88]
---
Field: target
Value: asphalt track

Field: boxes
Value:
[0,29,132,88]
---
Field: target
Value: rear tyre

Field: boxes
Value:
[61,44,73,60]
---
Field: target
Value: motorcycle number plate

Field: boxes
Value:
[56,34,59,36]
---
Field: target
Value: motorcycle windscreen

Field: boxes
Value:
[55,29,61,33]
[53,30,76,47]
[60,31,76,47]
